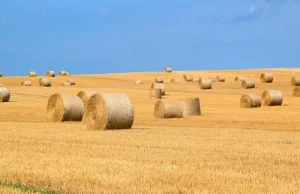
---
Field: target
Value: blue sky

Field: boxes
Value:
[0,0,299,76]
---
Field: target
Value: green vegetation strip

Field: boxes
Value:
[0,181,57,194]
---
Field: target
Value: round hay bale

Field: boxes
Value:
[293,87,300,97]
[154,100,183,119]
[67,79,76,85]
[240,94,261,108]
[149,89,162,99]
[261,90,283,106]
[182,98,201,117]
[291,77,300,86]
[62,82,71,86]
[234,76,245,82]
[47,93,84,122]
[155,77,164,83]
[135,80,143,85]
[199,78,212,89]
[217,76,225,82]
[28,71,36,77]
[151,83,165,95]
[183,74,193,82]
[260,73,273,83]
[0,87,10,102]
[77,90,97,122]
[39,78,51,87]
[85,93,134,130]
[60,71,69,76]
[46,71,55,77]
[21,81,31,86]
[193,77,200,82]
[170,78,180,83]
[241,80,255,89]
[165,67,172,73]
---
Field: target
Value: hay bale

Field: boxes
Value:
[77,90,97,122]
[60,71,69,76]
[21,81,31,86]
[165,67,172,73]
[293,87,300,97]
[0,87,10,102]
[149,89,162,99]
[39,78,51,87]
[46,71,55,77]
[67,79,76,85]
[193,77,200,82]
[135,80,143,85]
[291,77,300,86]
[217,76,225,82]
[234,76,245,82]
[151,83,165,95]
[241,80,255,89]
[85,93,134,130]
[170,78,180,83]
[260,73,273,83]
[28,71,36,77]
[62,82,71,86]
[47,93,84,122]
[182,98,201,117]
[154,100,183,119]
[261,90,283,106]
[240,94,261,108]
[155,77,164,83]
[199,78,212,89]
[183,74,193,82]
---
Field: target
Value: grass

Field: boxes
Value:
[0,181,57,194]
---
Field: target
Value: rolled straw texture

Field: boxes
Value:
[182,98,201,117]
[149,89,162,99]
[165,68,172,73]
[85,93,134,130]
[154,100,183,119]
[199,78,212,89]
[21,81,31,86]
[234,76,245,82]
[291,77,300,86]
[217,76,225,82]
[155,77,164,83]
[77,90,97,122]
[39,78,51,87]
[67,79,76,85]
[183,74,193,82]
[261,90,283,106]
[47,93,84,122]
[62,82,71,86]
[28,72,36,77]
[46,71,55,77]
[60,71,69,76]
[170,78,180,83]
[293,87,300,97]
[0,87,10,102]
[240,94,261,108]
[151,83,165,95]
[260,73,273,83]
[241,80,255,89]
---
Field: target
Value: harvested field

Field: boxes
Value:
[0,68,300,193]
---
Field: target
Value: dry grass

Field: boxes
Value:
[1,69,300,193]
[21,81,31,87]
[149,89,162,99]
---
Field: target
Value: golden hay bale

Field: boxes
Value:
[199,78,212,89]
[47,93,84,122]
[62,82,71,86]
[21,81,31,86]
[170,78,180,83]
[241,80,255,89]
[149,89,162,99]
[234,76,245,82]
[77,90,97,122]
[155,77,164,83]
[217,76,225,82]
[28,71,36,77]
[240,94,261,108]
[182,98,201,117]
[46,71,55,77]
[85,93,134,130]
[135,80,143,85]
[193,77,200,82]
[183,74,193,82]
[293,87,300,97]
[60,71,69,76]
[291,77,300,86]
[151,83,165,95]
[39,78,51,87]
[165,67,172,73]
[261,90,283,106]
[67,79,76,85]
[260,73,273,83]
[154,99,183,119]
[0,87,10,102]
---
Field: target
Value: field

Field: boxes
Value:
[0,68,300,194]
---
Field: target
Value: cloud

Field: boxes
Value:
[233,4,268,23]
